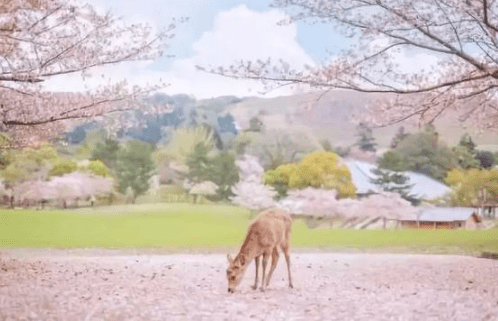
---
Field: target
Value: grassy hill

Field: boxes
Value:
[227,90,498,150]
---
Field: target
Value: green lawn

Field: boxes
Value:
[0,204,497,255]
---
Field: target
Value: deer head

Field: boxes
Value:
[226,253,247,293]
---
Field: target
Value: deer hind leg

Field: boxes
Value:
[251,256,260,290]
[265,247,279,288]
[259,250,271,292]
[282,245,293,289]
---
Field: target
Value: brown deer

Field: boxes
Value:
[226,208,293,293]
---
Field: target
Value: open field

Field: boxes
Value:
[0,251,497,320]
[1,204,497,255]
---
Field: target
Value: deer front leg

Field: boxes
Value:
[259,251,270,292]
[251,256,260,290]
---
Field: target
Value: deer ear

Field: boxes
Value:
[227,254,233,263]
[239,254,246,266]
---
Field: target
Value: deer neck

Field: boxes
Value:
[237,232,261,264]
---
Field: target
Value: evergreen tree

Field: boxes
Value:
[248,116,264,132]
[458,133,476,153]
[355,122,377,152]
[91,138,120,171]
[185,142,212,184]
[209,152,239,200]
[116,140,155,202]
[370,167,419,205]
[476,151,495,169]
[390,127,410,149]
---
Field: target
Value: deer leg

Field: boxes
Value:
[265,247,279,287]
[259,251,270,292]
[251,256,260,290]
[282,245,293,289]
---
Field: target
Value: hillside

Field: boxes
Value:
[62,90,498,152]
[227,90,498,150]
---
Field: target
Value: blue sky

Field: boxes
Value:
[47,0,347,99]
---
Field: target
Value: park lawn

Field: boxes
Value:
[0,204,497,254]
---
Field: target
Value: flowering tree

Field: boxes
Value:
[231,155,277,210]
[10,172,113,207]
[204,0,498,129]
[265,151,357,198]
[1,0,177,146]
[277,188,416,228]
[188,181,218,204]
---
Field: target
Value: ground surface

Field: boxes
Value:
[1,250,497,321]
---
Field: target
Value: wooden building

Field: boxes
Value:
[399,207,483,230]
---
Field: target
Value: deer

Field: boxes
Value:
[226,208,293,293]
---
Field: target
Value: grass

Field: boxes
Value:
[0,204,497,255]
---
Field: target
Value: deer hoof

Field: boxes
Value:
[251,285,258,290]
[259,287,265,292]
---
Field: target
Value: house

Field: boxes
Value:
[399,207,483,229]
[343,159,451,200]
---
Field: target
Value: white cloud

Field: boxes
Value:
[159,5,314,98]
[45,5,315,99]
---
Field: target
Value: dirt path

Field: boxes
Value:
[1,250,497,321]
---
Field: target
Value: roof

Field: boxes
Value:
[402,207,478,222]
[343,160,451,200]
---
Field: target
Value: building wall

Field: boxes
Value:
[400,221,464,229]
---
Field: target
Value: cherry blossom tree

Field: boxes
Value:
[1,0,177,146]
[9,172,113,207]
[203,0,498,129]
[277,188,416,228]
[230,154,277,210]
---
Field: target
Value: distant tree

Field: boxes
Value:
[452,146,481,170]
[188,181,218,204]
[320,139,351,157]
[232,132,258,155]
[231,155,277,210]
[1,142,59,186]
[263,163,297,198]
[377,127,457,181]
[458,134,477,153]
[390,127,410,149]
[67,126,87,144]
[476,151,495,169]
[208,152,239,200]
[185,142,212,184]
[248,116,264,132]
[163,126,216,163]
[246,129,322,170]
[91,139,120,171]
[320,139,333,152]
[370,167,419,205]
[355,122,377,152]
[276,189,415,227]
[377,151,408,172]
[49,159,78,177]
[218,113,238,135]
[265,151,356,198]
[116,140,155,202]
[0,134,13,170]
[446,168,498,208]
[185,144,239,200]
[85,160,112,178]
[201,123,223,150]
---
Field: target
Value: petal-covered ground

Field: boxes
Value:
[0,250,497,321]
